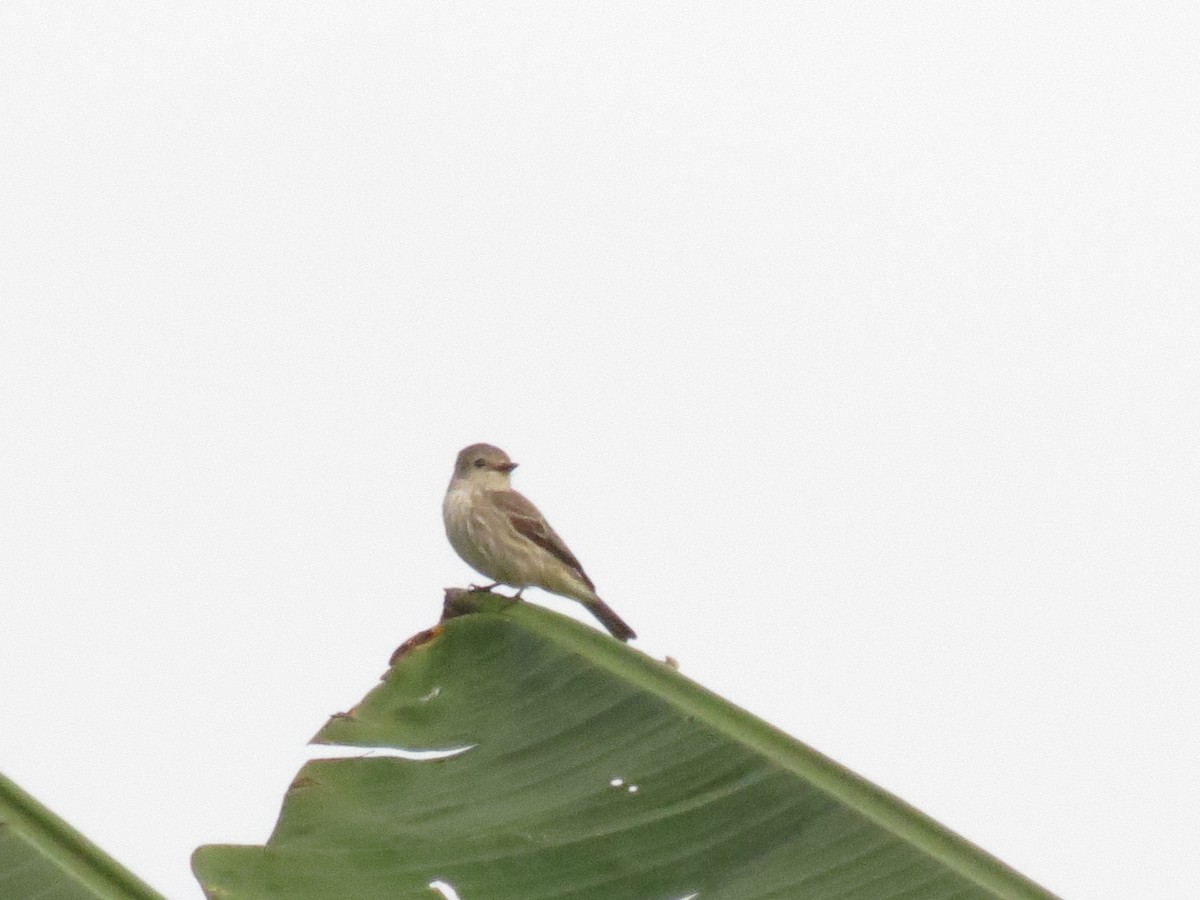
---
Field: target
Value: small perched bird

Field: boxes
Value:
[443,443,636,641]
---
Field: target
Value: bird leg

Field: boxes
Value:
[468,582,500,593]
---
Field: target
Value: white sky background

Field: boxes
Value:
[1,4,1197,898]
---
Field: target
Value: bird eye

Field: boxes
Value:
[473,458,486,468]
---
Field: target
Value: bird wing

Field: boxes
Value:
[488,489,596,591]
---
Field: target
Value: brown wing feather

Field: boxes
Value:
[488,489,596,591]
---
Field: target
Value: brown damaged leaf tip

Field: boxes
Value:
[388,623,443,667]
[442,586,477,619]
[385,589,484,672]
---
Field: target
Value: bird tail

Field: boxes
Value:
[585,597,637,642]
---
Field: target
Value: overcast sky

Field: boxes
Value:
[2,5,1197,899]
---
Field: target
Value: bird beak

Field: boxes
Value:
[497,461,519,473]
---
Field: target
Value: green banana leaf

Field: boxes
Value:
[193,590,1058,899]
[0,771,165,900]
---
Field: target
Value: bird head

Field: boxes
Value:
[454,443,518,483]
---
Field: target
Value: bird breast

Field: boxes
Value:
[443,482,521,585]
